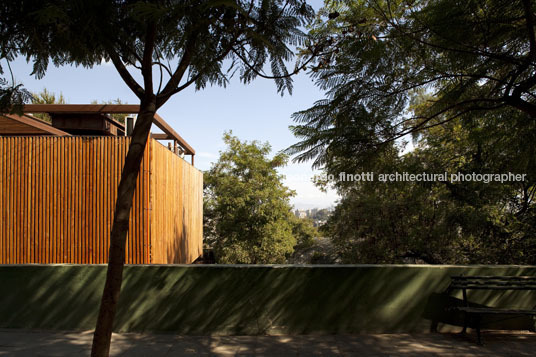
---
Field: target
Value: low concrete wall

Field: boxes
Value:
[1,265,535,334]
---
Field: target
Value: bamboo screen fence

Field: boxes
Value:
[0,136,203,264]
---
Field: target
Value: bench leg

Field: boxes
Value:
[462,288,468,334]
[430,320,438,333]
[461,311,468,334]
[475,314,482,345]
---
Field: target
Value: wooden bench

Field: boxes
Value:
[447,275,536,344]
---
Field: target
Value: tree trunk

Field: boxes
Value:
[91,97,156,357]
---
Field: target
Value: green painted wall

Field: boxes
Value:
[1,265,535,334]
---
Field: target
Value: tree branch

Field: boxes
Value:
[372,0,524,66]
[153,61,173,77]
[142,22,157,96]
[504,94,536,117]
[156,34,198,107]
[231,45,317,80]
[164,73,202,97]
[107,49,145,100]
[522,0,536,60]
[385,101,506,144]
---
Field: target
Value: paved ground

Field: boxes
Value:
[0,329,535,356]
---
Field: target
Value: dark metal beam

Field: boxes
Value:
[150,133,171,140]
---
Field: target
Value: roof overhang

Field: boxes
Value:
[0,113,71,136]
[22,104,194,155]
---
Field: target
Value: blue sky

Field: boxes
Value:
[9,0,338,209]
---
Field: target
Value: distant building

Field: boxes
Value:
[293,208,333,227]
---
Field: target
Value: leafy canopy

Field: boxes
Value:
[1,0,315,110]
[288,0,536,264]
[287,0,536,168]
[204,132,297,264]
[324,108,536,264]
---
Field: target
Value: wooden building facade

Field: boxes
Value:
[0,105,203,264]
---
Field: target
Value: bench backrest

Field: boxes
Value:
[449,275,536,291]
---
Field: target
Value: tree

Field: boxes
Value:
[287,0,536,168]
[282,0,536,264]
[321,103,536,264]
[1,1,315,355]
[204,132,297,263]
[290,214,317,250]
[321,148,463,264]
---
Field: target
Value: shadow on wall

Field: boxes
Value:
[0,265,105,330]
[0,265,535,334]
[163,191,192,264]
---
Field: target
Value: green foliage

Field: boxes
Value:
[322,106,536,264]
[290,215,318,250]
[0,78,32,115]
[0,0,315,101]
[204,132,298,264]
[285,0,536,264]
[287,0,536,168]
[31,88,66,105]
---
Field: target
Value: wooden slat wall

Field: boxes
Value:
[0,136,150,264]
[150,140,203,264]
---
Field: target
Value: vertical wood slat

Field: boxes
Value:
[7,138,11,263]
[149,139,155,264]
[53,137,58,263]
[14,137,17,263]
[0,136,201,264]
[46,137,51,263]
[83,137,88,264]
[0,138,4,263]
[17,137,22,263]
[76,137,81,263]
[0,136,151,264]
[0,138,3,262]
[64,138,69,262]
[8,137,12,263]
[149,139,203,264]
